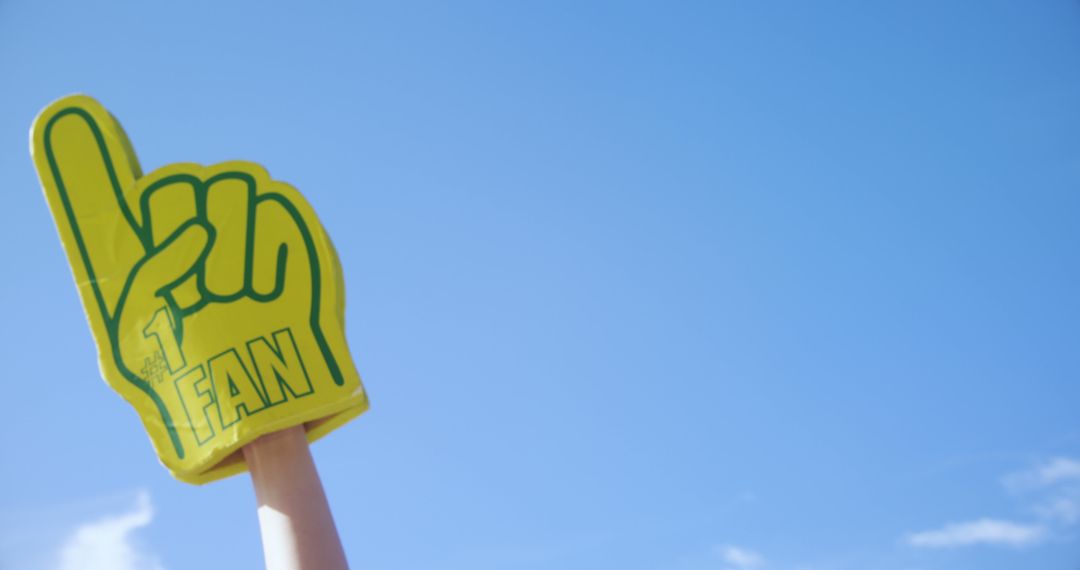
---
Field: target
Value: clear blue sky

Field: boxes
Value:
[2,1,1079,569]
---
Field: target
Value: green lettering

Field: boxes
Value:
[247,328,313,405]
[173,366,215,445]
[208,349,266,428]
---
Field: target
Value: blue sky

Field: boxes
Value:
[2,1,1080,569]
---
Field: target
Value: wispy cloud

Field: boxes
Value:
[1004,457,1080,490]
[1035,492,1080,524]
[906,518,1045,548]
[1037,458,1080,485]
[716,544,765,569]
[1006,456,1080,527]
[905,456,1080,552]
[57,490,165,570]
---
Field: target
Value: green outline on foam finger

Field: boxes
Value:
[41,102,348,470]
[42,105,188,459]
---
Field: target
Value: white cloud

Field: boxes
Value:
[716,544,765,569]
[1035,494,1080,524]
[999,456,1080,529]
[1005,457,1080,490]
[57,490,165,570]
[1034,458,1080,486]
[905,518,1045,549]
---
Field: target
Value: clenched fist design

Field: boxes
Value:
[32,95,368,484]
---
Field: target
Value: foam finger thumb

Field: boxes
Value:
[135,220,213,298]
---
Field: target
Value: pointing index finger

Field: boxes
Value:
[31,94,147,324]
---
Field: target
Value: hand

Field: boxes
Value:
[31,95,368,484]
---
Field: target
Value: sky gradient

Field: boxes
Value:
[1,1,1079,569]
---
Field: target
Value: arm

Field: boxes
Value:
[243,426,350,570]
